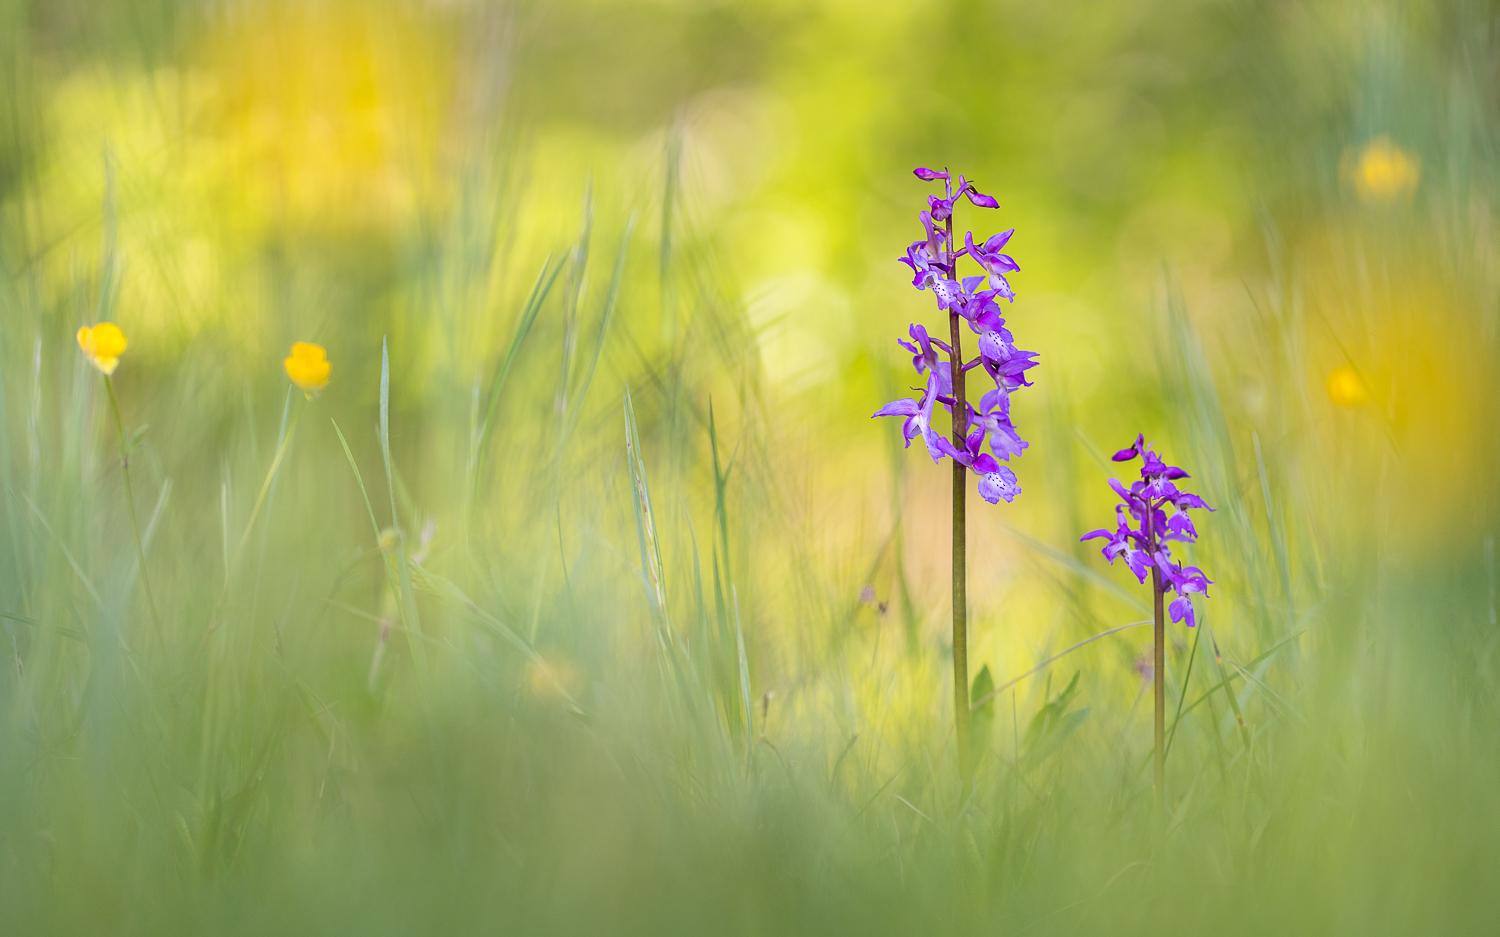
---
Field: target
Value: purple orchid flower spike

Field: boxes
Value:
[1081,435,1215,811]
[873,166,1035,784]
[874,165,1035,502]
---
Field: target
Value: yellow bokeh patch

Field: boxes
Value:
[284,341,331,395]
[77,322,128,375]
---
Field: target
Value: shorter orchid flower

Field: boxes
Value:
[1090,435,1215,807]
[1084,436,1214,626]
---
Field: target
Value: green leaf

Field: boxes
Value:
[971,664,996,763]
[1022,670,1089,766]
[124,423,150,455]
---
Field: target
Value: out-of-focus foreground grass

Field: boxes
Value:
[1,1,1498,934]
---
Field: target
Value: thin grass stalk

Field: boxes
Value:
[249,386,293,627]
[104,375,159,637]
[1162,617,1204,765]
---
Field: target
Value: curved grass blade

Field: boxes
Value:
[379,339,426,672]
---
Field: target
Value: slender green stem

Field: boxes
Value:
[105,376,161,636]
[1162,615,1203,765]
[1152,565,1165,816]
[946,205,971,786]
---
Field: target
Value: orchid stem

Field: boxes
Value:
[1152,565,1166,818]
[105,375,161,638]
[946,204,972,787]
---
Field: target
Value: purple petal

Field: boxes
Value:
[978,388,1009,416]
[873,398,920,419]
[988,424,1028,460]
[933,435,966,464]
[914,167,950,181]
[982,229,1014,252]
[966,424,986,455]
[966,190,999,209]
[976,464,1020,504]
[1171,493,1213,511]
[1112,445,1140,462]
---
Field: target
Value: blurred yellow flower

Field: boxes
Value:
[1346,136,1419,201]
[1326,364,1371,407]
[77,322,128,375]
[284,341,330,395]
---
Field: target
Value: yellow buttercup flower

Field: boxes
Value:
[77,322,128,375]
[284,342,330,396]
[1346,136,1419,202]
[1326,364,1371,407]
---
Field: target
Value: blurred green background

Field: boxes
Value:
[1,0,1498,933]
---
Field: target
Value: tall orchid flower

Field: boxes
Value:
[1080,435,1214,813]
[873,167,1039,785]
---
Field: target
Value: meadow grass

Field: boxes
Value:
[2,2,1499,934]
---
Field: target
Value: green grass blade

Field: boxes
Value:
[1162,617,1205,765]
[560,216,635,451]
[1000,521,1150,614]
[378,339,426,671]
[733,584,753,772]
[331,419,381,542]
[471,256,563,493]
[624,386,669,635]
